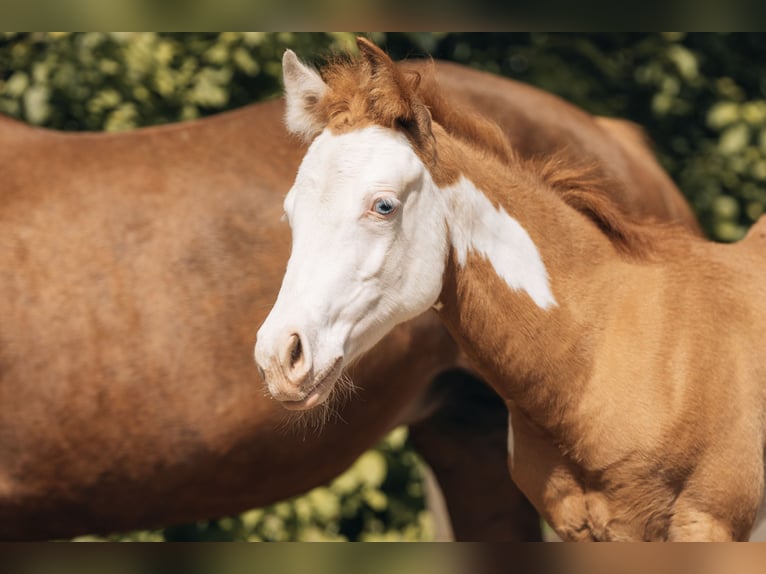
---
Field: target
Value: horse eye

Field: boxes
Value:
[373,197,397,216]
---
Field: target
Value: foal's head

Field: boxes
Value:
[254,39,452,410]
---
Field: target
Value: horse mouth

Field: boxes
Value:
[279,357,343,411]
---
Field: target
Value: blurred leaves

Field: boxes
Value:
[0,32,355,131]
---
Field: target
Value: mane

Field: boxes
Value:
[408,62,518,165]
[407,66,672,260]
[317,55,414,132]
[316,54,673,260]
[533,157,662,259]
[413,66,681,260]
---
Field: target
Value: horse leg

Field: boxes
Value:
[507,405,595,541]
[668,440,763,542]
[420,463,454,541]
[409,369,542,541]
[667,508,735,541]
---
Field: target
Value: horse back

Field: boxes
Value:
[744,214,766,246]
[593,117,701,235]
[741,215,766,291]
[0,112,33,133]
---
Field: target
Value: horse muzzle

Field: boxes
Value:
[255,329,343,410]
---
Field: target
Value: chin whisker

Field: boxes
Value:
[272,368,358,436]
[334,369,358,404]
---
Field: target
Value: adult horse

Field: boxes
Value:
[257,39,766,541]
[1,55,697,540]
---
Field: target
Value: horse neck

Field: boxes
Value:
[431,134,630,436]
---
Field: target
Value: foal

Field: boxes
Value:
[256,39,766,541]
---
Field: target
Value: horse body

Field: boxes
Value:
[1,53,699,540]
[0,99,466,539]
[262,38,765,541]
[440,165,766,540]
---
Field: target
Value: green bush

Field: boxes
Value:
[0,32,355,130]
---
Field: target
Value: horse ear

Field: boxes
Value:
[356,36,411,119]
[355,37,434,156]
[356,37,396,76]
[282,50,328,141]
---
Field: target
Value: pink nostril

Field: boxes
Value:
[288,333,303,370]
[276,331,311,388]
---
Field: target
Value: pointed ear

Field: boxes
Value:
[356,37,396,76]
[356,37,435,158]
[282,50,328,141]
[356,37,409,120]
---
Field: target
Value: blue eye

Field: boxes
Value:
[373,197,397,216]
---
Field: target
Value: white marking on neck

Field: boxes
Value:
[445,176,557,309]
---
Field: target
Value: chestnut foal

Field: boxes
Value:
[257,39,766,541]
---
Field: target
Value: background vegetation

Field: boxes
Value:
[2,32,765,541]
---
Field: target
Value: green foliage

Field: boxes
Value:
[4,33,766,542]
[0,32,356,131]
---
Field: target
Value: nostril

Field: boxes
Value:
[288,333,303,370]
[256,365,265,381]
